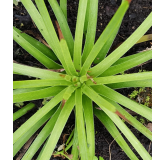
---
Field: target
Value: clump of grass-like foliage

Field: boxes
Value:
[13,0,152,159]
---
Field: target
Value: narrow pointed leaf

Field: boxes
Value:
[94,107,139,160]
[111,50,151,66]
[91,85,152,121]
[94,107,151,160]
[106,79,152,89]
[48,0,74,55]
[21,0,59,54]
[13,102,35,121]
[13,87,47,95]
[136,34,152,44]
[82,95,95,159]
[13,27,61,69]
[38,93,75,160]
[83,0,90,34]
[102,97,152,140]
[13,79,71,89]
[86,72,152,85]
[71,122,79,160]
[80,0,130,75]
[13,88,67,144]
[89,12,152,77]
[60,39,78,76]
[63,85,78,101]
[93,2,130,64]
[22,104,62,160]
[73,0,88,71]
[13,107,57,157]
[60,0,67,19]
[21,0,67,68]
[13,86,66,103]
[13,27,58,61]
[82,84,116,113]
[13,63,66,80]
[82,0,98,64]
[82,86,151,159]
[100,50,152,76]
[66,129,74,146]
[75,88,89,160]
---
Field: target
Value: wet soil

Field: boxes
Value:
[13,0,152,159]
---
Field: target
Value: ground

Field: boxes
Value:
[13,0,152,159]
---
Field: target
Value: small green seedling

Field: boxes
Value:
[129,90,139,99]
[14,102,24,108]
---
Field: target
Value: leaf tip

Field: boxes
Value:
[126,0,132,4]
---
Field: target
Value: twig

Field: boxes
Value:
[148,141,152,153]
[16,134,37,160]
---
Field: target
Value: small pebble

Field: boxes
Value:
[129,13,136,19]
[105,6,115,17]
[132,26,135,29]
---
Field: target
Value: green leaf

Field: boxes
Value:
[38,93,75,160]
[82,84,116,113]
[94,107,138,160]
[13,102,35,121]
[93,156,98,160]
[102,97,152,140]
[13,27,58,61]
[13,63,65,80]
[13,27,61,69]
[99,156,104,160]
[71,123,79,160]
[94,107,139,159]
[100,50,152,76]
[91,85,152,121]
[106,79,152,89]
[13,106,57,157]
[13,88,67,144]
[82,0,98,64]
[13,79,71,89]
[82,85,151,159]
[48,0,74,55]
[21,0,66,67]
[13,86,66,103]
[82,95,95,159]
[95,106,151,160]
[22,103,62,160]
[88,12,152,77]
[83,0,90,34]
[80,1,130,76]
[13,0,18,5]
[75,88,89,160]
[66,129,74,146]
[63,85,78,101]
[93,3,130,64]
[136,34,152,44]
[60,0,67,19]
[73,0,88,71]
[86,72,152,85]
[21,0,57,49]
[13,87,47,95]
[60,39,78,76]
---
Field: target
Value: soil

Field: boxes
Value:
[13,0,152,160]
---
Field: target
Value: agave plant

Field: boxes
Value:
[13,0,152,159]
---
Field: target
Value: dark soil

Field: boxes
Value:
[13,0,152,160]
